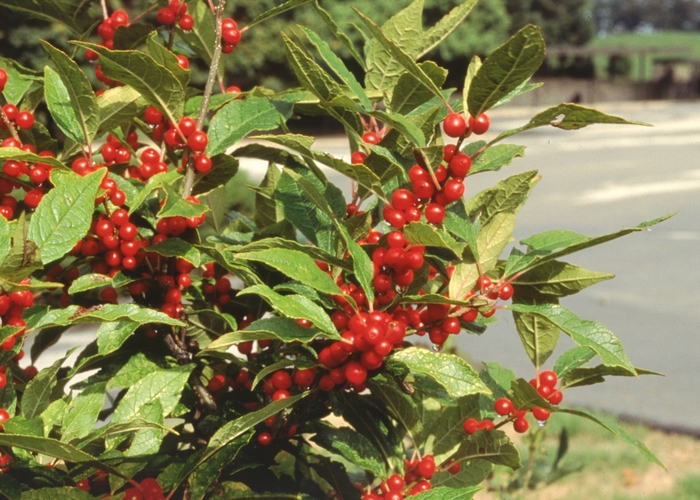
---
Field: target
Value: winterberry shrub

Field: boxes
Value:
[0,0,668,498]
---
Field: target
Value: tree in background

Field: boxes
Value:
[594,0,700,33]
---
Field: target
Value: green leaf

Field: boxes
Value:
[41,41,98,147]
[258,134,386,199]
[157,184,208,219]
[188,433,252,500]
[176,0,215,64]
[44,67,85,145]
[368,380,421,438]
[509,303,636,374]
[467,25,545,117]
[453,429,521,469]
[504,213,674,277]
[146,33,190,87]
[0,434,104,466]
[403,222,465,257]
[493,103,651,143]
[557,408,664,468]
[388,347,490,399]
[367,110,426,146]
[147,238,201,266]
[0,0,91,34]
[237,248,342,296]
[67,273,113,295]
[20,487,95,500]
[390,61,447,115]
[310,423,387,475]
[247,0,313,28]
[0,215,9,263]
[492,81,543,109]
[35,303,184,329]
[311,1,365,69]
[479,362,517,400]
[274,170,336,253]
[0,147,67,171]
[96,321,138,356]
[106,353,160,390]
[513,301,561,368]
[193,154,239,196]
[462,56,481,115]
[113,22,156,50]
[27,168,102,264]
[514,261,614,298]
[22,351,69,419]
[469,144,525,176]
[61,382,106,442]
[0,57,42,105]
[96,86,147,135]
[553,347,596,378]
[206,97,281,157]
[412,486,482,500]
[112,364,194,425]
[561,365,662,389]
[205,316,334,352]
[72,42,185,123]
[426,395,480,462]
[188,394,307,488]
[299,26,371,111]
[237,284,338,336]
[281,33,346,105]
[336,221,374,307]
[466,170,538,224]
[355,8,447,106]
[237,237,349,271]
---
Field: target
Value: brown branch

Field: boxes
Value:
[100,0,109,20]
[182,0,227,199]
[0,108,20,142]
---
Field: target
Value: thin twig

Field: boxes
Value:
[0,109,20,142]
[100,0,109,20]
[131,4,158,24]
[182,0,227,199]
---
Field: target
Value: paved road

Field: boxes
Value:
[28,100,700,431]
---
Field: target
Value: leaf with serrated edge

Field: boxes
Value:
[462,56,481,116]
[389,347,490,399]
[561,365,662,389]
[554,346,596,378]
[237,284,338,336]
[72,41,185,123]
[513,301,561,368]
[22,354,68,419]
[247,0,314,27]
[452,429,521,470]
[206,97,281,157]
[61,382,106,442]
[41,41,98,146]
[467,25,545,117]
[97,321,138,356]
[469,144,525,176]
[412,486,482,500]
[28,169,102,265]
[510,303,635,373]
[336,221,374,307]
[0,147,68,171]
[311,422,387,475]
[97,86,147,134]
[492,103,651,144]
[504,213,674,277]
[514,260,614,298]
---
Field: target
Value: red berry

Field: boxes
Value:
[532,408,551,421]
[0,69,7,92]
[513,417,529,433]
[179,14,194,30]
[494,397,514,416]
[194,154,212,173]
[477,275,492,293]
[362,131,380,144]
[443,178,465,201]
[391,188,415,211]
[463,418,479,435]
[417,455,436,479]
[177,55,190,70]
[271,370,292,390]
[344,361,367,386]
[548,390,564,405]
[294,368,315,388]
[448,153,472,178]
[539,370,558,388]
[448,461,461,474]
[350,151,367,164]
[222,27,241,45]
[424,203,445,225]
[187,131,208,152]
[499,283,514,300]
[469,113,490,135]
[23,189,43,208]
[156,7,176,25]
[207,374,226,392]
[443,112,467,137]
[144,106,163,125]
[15,111,34,130]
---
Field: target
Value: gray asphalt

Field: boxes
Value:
[28,100,700,431]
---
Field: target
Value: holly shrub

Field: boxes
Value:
[0,0,670,499]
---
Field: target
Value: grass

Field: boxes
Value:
[475,410,700,500]
[587,31,700,81]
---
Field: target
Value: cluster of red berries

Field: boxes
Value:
[371,231,425,294]
[464,371,564,435]
[99,133,137,167]
[221,18,242,54]
[0,103,35,131]
[442,112,491,138]
[360,456,437,499]
[142,112,212,174]
[156,0,193,32]
[0,283,32,352]
[0,141,56,215]
[88,9,130,85]
[200,265,236,308]
[75,471,164,500]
